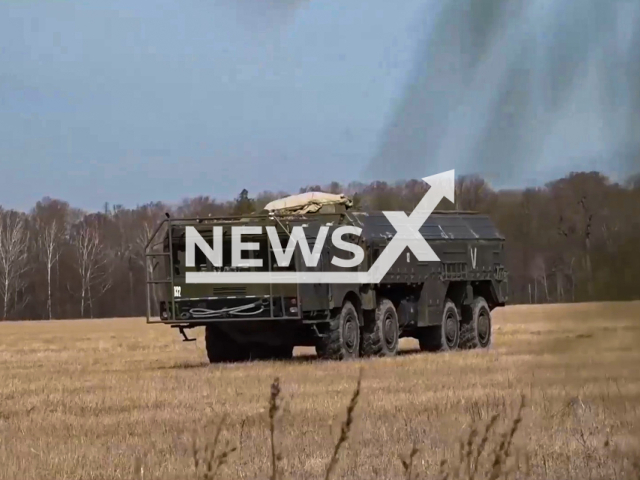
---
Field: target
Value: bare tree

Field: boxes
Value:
[70,221,112,318]
[530,255,550,303]
[110,207,137,316]
[0,211,30,320]
[578,196,594,298]
[455,175,495,211]
[35,218,62,320]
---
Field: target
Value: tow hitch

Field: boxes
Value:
[172,325,196,342]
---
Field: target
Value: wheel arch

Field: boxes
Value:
[341,290,364,326]
[471,280,502,310]
[445,281,468,310]
[445,280,502,311]
[331,289,364,326]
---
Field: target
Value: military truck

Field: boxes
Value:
[144,192,507,362]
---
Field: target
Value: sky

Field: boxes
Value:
[366,0,640,188]
[1,0,639,212]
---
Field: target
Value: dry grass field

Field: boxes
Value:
[1,302,640,480]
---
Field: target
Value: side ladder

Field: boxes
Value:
[145,218,176,324]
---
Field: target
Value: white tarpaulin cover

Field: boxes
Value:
[263,192,352,214]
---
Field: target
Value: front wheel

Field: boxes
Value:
[316,301,360,360]
[361,298,399,357]
[418,299,460,352]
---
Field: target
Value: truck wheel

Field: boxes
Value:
[460,297,492,349]
[418,299,460,352]
[360,298,399,357]
[205,325,250,363]
[316,301,360,360]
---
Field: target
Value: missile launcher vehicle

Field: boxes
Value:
[144,190,507,362]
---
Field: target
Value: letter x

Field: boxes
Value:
[367,185,443,283]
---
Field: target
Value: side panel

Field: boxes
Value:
[417,277,449,326]
[325,235,366,314]
[298,244,331,312]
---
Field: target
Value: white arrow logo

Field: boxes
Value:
[186,170,455,284]
[367,170,454,283]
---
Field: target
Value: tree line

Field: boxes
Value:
[0,170,638,320]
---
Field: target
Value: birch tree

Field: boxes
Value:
[0,211,30,320]
[35,218,62,319]
[31,197,70,320]
[71,221,112,318]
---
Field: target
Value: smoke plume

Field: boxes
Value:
[365,0,640,186]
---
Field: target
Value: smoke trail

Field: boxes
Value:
[215,0,310,36]
[365,0,640,186]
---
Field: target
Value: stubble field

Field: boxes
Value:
[1,302,639,480]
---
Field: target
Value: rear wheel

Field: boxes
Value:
[361,298,399,357]
[316,301,360,360]
[418,299,460,352]
[205,325,251,363]
[460,297,492,349]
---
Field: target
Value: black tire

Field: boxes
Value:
[360,298,400,357]
[316,301,360,360]
[418,299,460,352]
[460,296,492,349]
[205,325,251,363]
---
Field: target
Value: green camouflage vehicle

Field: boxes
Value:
[144,192,508,362]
